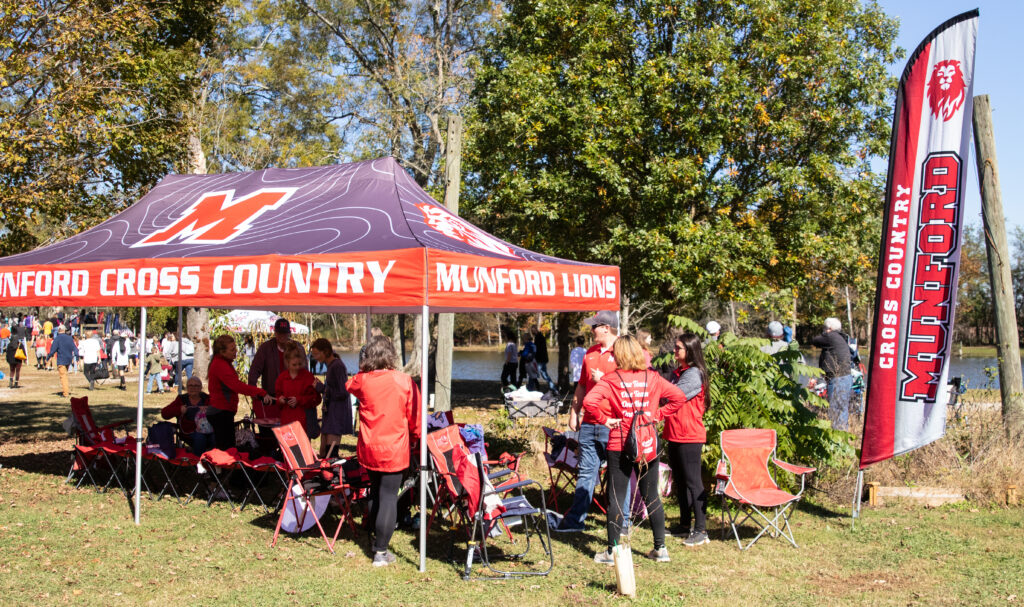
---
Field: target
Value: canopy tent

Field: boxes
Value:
[215,310,310,335]
[0,156,619,571]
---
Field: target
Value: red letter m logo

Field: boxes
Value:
[132,188,296,247]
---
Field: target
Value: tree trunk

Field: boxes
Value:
[557,312,571,391]
[402,314,422,376]
[185,127,210,380]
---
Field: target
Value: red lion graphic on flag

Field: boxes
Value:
[926,60,966,122]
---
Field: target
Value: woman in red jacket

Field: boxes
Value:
[582,334,686,565]
[658,331,710,547]
[346,335,420,567]
[273,342,321,435]
[206,335,272,450]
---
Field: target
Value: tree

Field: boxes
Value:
[956,224,995,345]
[0,0,221,255]
[464,0,898,316]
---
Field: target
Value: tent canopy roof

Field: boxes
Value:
[0,157,619,313]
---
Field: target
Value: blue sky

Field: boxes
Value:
[877,1,1023,230]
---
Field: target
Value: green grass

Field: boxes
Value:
[1,365,1022,605]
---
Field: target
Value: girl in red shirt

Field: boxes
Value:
[273,342,321,436]
[657,332,710,546]
[346,335,420,567]
[582,334,686,565]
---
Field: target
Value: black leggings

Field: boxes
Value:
[206,408,236,450]
[368,470,403,553]
[667,441,707,533]
[606,450,666,551]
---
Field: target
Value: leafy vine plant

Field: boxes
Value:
[665,315,854,478]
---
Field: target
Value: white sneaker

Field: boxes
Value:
[593,550,614,566]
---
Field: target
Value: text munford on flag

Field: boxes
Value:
[860,10,979,468]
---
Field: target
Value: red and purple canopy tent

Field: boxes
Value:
[0,156,619,571]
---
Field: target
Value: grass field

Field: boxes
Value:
[1,363,1022,606]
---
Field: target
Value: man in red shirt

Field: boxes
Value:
[555,310,619,534]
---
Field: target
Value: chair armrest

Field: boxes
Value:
[772,458,816,476]
[488,469,513,481]
[714,459,730,480]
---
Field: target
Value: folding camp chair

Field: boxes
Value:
[716,428,816,550]
[541,426,606,515]
[66,397,133,495]
[426,425,552,580]
[271,422,356,554]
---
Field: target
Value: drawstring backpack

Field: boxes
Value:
[616,370,659,466]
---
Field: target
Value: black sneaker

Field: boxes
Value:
[684,530,709,546]
[372,550,397,567]
[669,525,691,538]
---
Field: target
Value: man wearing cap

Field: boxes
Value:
[248,318,306,401]
[556,310,619,534]
[46,325,78,398]
[79,331,104,390]
[761,321,789,355]
[705,321,721,341]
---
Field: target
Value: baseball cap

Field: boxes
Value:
[583,310,619,330]
[768,321,784,338]
[705,321,721,334]
[273,318,291,334]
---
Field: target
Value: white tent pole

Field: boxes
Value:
[134,307,147,525]
[419,305,429,572]
[176,306,183,396]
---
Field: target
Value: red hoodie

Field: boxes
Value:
[582,369,686,452]
[657,366,707,443]
[274,368,321,433]
[208,355,267,414]
[347,369,421,472]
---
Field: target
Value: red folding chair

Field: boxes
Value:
[271,422,355,554]
[66,397,133,495]
[716,429,816,550]
[426,425,552,580]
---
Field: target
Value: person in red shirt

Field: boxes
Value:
[583,334,687,564]
[346,335,420,568]
[206,334,272,450]
[659,332,710,546]
[557,310,620,535]
[273,342,321,435]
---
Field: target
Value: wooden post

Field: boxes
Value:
[973,95,1024,438]
[1007,484,1018,506]
[434,115,462,412]
[866,482,879,507]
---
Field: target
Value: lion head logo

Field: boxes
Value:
[926,60,966,122]
[415,203,520,258]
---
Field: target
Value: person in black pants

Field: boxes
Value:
[581,335,687,564]
[661,332,710,546]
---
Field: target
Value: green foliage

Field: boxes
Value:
[0,0,222,255]
[465,0,898,313]
[667,315,852,469]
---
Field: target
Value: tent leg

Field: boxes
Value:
[176,307,183,396]
[366,309,372,343]
[419,305,429,573]
[134,307,148,525]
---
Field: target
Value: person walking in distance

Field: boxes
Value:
[554,310,619,533]
[78,331,104,391]
[46,325,78,398]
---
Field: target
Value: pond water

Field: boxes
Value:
[334,349,1013,390]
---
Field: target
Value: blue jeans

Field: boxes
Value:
[191,432,214,456]
[537,363,555,390]
[147,373,163,393]
[827,374,854,431]
[561,423,609,529]
[174,360,194,386]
